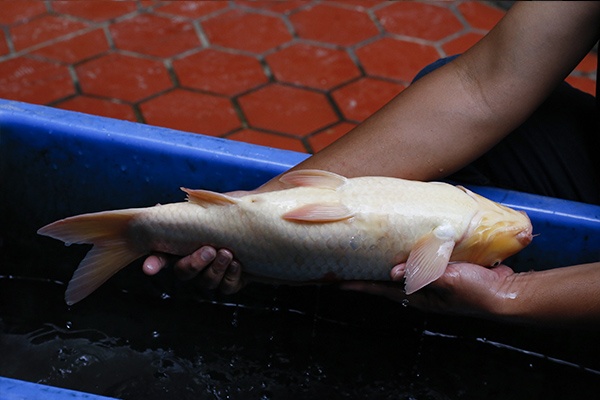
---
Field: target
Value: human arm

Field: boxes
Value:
[256,1,600,191]
[143,2,600,294]
[343,261,600,327]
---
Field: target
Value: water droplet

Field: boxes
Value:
[401,299,409,308]
[65,321,73,329]
[231,309,239,328]
[349,235,361,250]
[160,292,171,300]
[76,354,93,367]
[152,331,160,339]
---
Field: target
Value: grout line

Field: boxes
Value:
[191,19,210,48]
[163,58,180,89]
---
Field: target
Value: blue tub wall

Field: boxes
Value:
[0,100,307,223]
[1,99,599,276]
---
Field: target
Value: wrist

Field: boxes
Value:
[486,271,534,323]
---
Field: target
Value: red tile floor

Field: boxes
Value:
[1,0,597,154]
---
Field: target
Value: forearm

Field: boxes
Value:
[259,58,511,191]
[258,2,600,193]
[496,262,600,326]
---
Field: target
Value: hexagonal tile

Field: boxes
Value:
[457,2,505,31]
[333,0,382,9]
[55,96,137,122]
[31,29,110,63]
[139,89,241,136]
[0,0,46,25]
[235,0,306,14]
[0,30,9,56]
[173,49,268,96]
[228,128,307,152]
[266,43,360,90]
[0,57,74,104]
[76,53,172,102]
[308,122,356,153]
[565,76,595,96]
[332,77,404,122]
[238,84,338,136]
[375,2,463,42]
[51,0,137,22]
[156,1,229,18]
[289,4,379,46]
[109,14,200,58]
[574,53,597,73]
[356,37,440,82]
[10,14,88,51]
[202,10,292,53]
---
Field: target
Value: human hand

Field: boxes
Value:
[142,189,251,295]
[143,247,246,295]
[341,262,516,319]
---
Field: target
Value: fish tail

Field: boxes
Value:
[37,209,146,305]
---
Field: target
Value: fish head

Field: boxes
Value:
[452,187,533,266]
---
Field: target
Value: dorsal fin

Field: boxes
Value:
[181,188,238,206]
[279,169,347,190]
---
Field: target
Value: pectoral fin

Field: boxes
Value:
[282,203,354,222]
[279,169,347,190]
[404,227,456,295]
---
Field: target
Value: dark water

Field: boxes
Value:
[1,251,600,399]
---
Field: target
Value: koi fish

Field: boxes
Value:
[38,170,533,305]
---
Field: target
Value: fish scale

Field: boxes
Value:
[37,169,533,304]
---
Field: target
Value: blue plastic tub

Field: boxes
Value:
[1,99,598,270]
[1,99,599,399]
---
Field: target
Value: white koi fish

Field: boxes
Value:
[38,170,533,305]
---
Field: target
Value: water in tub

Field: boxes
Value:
[1,247,600,399]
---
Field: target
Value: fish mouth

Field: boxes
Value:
[516,226,533,246]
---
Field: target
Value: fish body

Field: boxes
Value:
[38,170,533,305]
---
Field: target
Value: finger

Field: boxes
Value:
[340,281,407,302]
[199,248,233,290]
[219,260,245,295]
[143,254,170,276]
[390,263,406,281]
[174,246,217,281]
[490,264,514,278]
[339,281,380,293]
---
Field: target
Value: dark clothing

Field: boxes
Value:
[414,56,600,205]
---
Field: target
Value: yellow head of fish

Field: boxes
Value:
[451,187,533,266]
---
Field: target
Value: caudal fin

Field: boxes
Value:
[37,209,146,305]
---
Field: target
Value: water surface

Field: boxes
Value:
[1,256,599,399]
